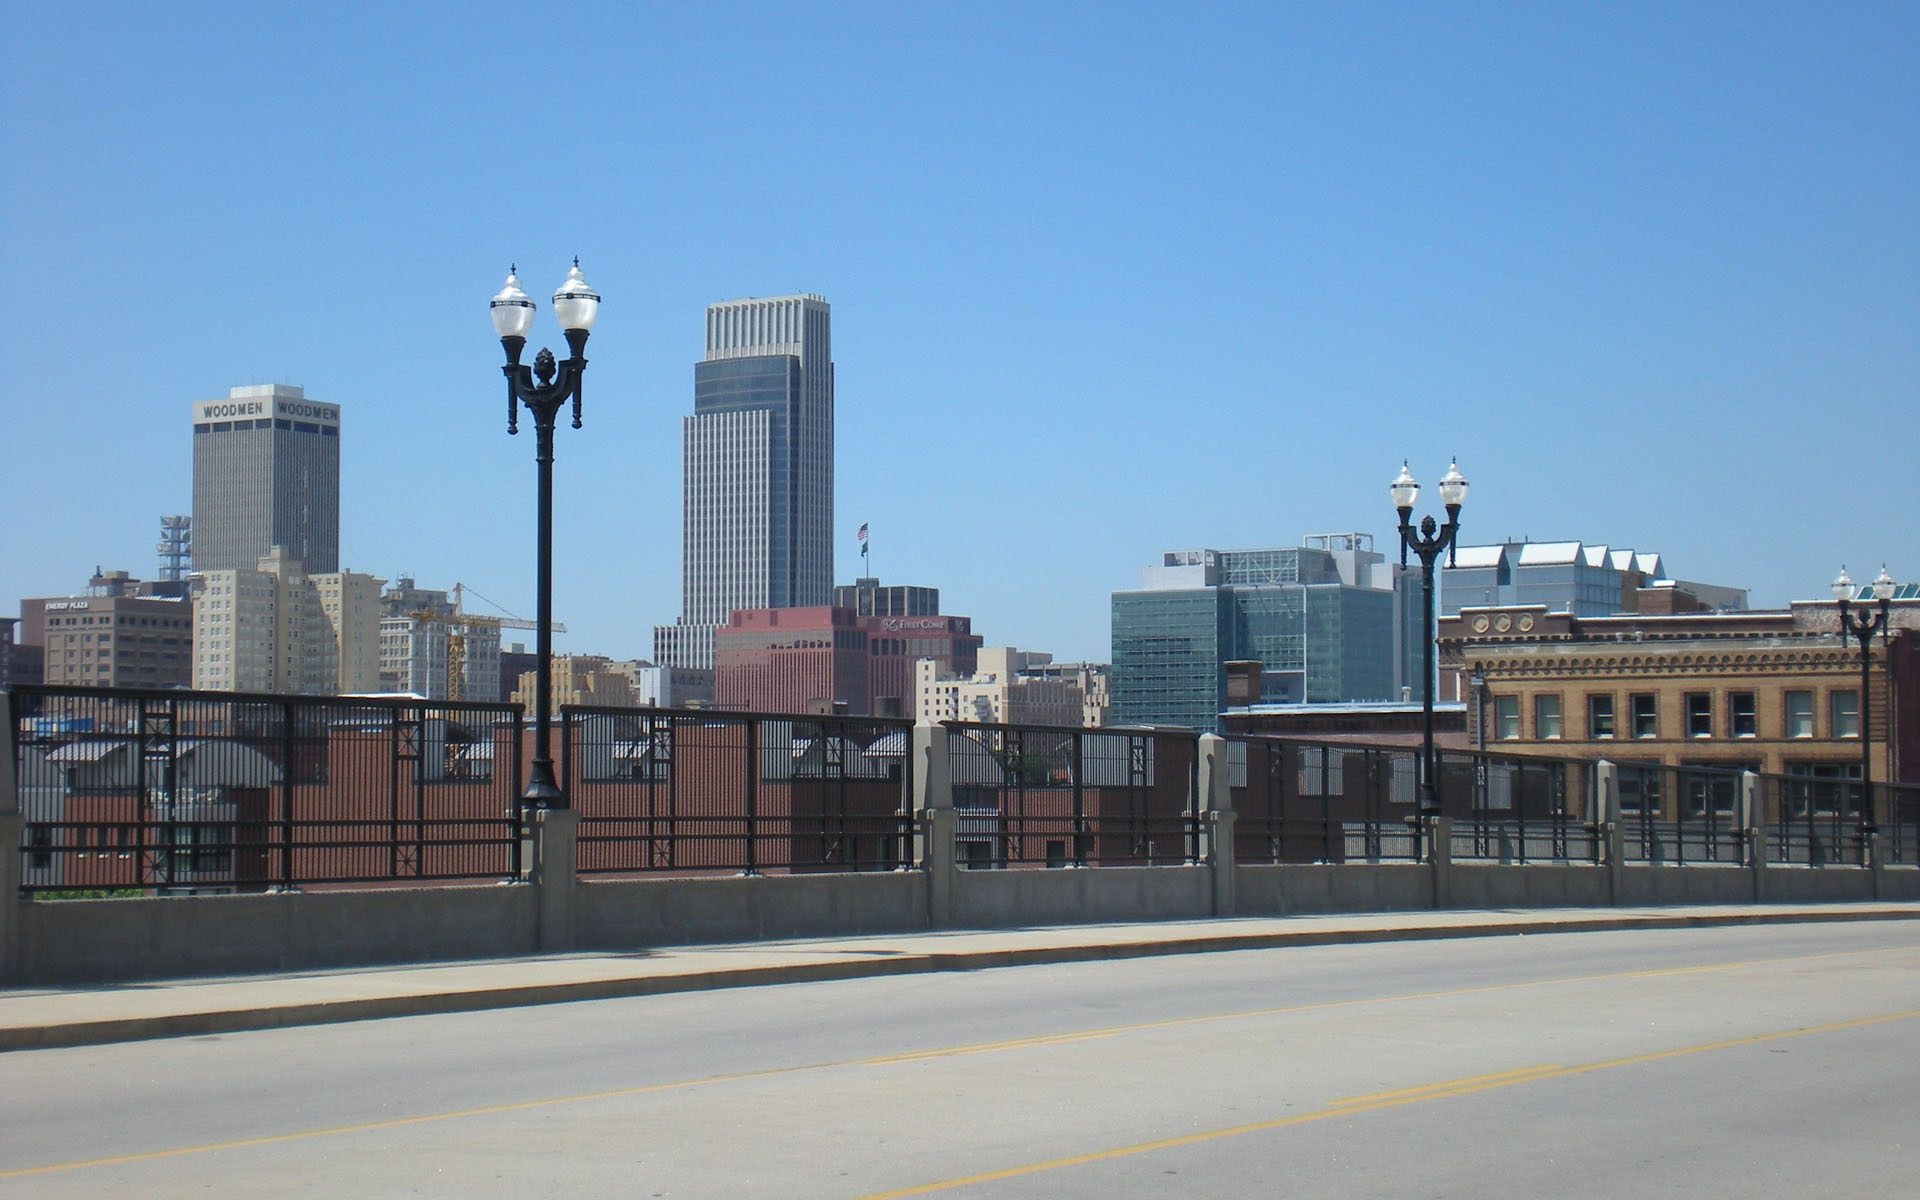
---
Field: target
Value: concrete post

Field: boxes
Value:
[1428,816,1453,909]
[532,807,579,952]
[1,698,22,984]
[1197,734,1235,917]
[1741,770,1767,902]
[1595,761,1624,906]
[912,722,955,928]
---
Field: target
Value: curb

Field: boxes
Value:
[6,907,1917,1052]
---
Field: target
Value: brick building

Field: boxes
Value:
[1436,599,1920,786]
[714,607,870,715]
[19,572,193,689]
[715,605,981,717]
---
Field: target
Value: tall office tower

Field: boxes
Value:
[654,295,835,671]
[191,384,340,574]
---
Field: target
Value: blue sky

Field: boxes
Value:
[2,2,1914,663]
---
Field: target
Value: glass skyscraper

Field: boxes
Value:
[655,295,835,670]
[190,384,340,574]
[1110,543,1403,732]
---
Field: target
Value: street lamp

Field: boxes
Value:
[1832,564,1894,845]
[1393,459,1468,819]
[492,261,600,810]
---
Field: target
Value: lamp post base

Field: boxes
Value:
[522,760,564,811]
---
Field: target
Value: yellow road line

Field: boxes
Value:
[2,945,1910,1180]
[856,1007,1920,1199]
[1328,1063,1567,1107]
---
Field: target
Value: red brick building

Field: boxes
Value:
[714,606,982,717]
[714,607,871,715]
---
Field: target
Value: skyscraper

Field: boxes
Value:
[191,384,340,574]
[655,295,835,670]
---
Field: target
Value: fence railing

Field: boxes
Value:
[943,722,1201,868]
[12,684,1919,894]
[9,684,523,894]
[1226,738,1604,865]
[563,706,915,875]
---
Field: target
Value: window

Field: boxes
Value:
[1616,764,1663,815]
[1784,762,1859,817]
[1630,694,1658,739]
[1730,693,1757,738]
[1786,691,1814,738]
[1534,695,1563,740]
[1582,691,1612,741]
[1686,693,1712,738]
[1682,764,1751,816]
[1831,690,1859,738]
[1494,696,1521,740]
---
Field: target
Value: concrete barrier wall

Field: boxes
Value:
[11,863,1920,986]
[948,865,1213,929]
[18,885,540,985]
[1619,865,1761,906]
[1236,864,1433,915]
[576,872,928,949]
[1448,864,1612,909]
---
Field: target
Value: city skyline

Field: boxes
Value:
[2,4,1914,665]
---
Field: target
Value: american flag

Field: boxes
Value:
[857,523,868,555]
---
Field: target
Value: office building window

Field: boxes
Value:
[1786,691,1814,738]
[1534,695,1563,740]
[1494,696,1521,740]
[1831,690,1859,738]
[1686,693,1712,738]
[1630,694,1657,739]
[1588,694,1615,739]
[1730,692,1757,738]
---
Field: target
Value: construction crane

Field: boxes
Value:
[408,583,566,701]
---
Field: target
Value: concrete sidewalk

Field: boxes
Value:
[5,903,1917,1052]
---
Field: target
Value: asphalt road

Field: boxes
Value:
[3,921,1916,1198]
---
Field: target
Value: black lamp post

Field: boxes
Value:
[1832,564,1894,844]
[1392,459,1468,819]
[491,262,601,810]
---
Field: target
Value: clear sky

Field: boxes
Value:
[2,2,1914,664]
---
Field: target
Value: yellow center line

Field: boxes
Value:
[855,1006,1920,1199]
[1328,1063,1567,1107]
[3,944,1911,1179]
[851,945,1905,1065]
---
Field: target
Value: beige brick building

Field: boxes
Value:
[1437,601,1919,788]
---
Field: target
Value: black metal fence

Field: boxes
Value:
[563,706,915,875]
[1756,774,1920,868]
[13,685,1918,892]
[944,722,1201,868]
[9,685,523,894]
[1608,762,1751,865]
[1229,739,1422,863]
[1227,738,1603,865]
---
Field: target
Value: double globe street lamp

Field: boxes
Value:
[491,261,601,810]
[1832,564,1895,847]
[1393,459,1468,821]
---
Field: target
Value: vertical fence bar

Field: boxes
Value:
[509,707,525,878]
[1070,729,1086,866]
[744,718,758,876]
[281,699,297,889]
